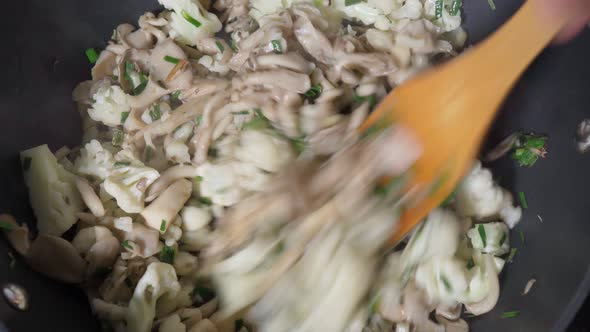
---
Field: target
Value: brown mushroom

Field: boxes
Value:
[92,50,117,81]
[26,234,87,283]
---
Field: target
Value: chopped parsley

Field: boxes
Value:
[518,191,528,209]
[0,220,14,231]
[111,129,124,146]
[435,0,444,18]
[487,0,497,11]
[120,111,130,124]
[478,224,487,248]
[85,48,99,64]
[271,40,283,53]
[114,161,131,168]
[121,240,133,250]
[181,9,202,28]
[22,157,32,171]
[159,245,175,264]
[124,61,148,96]
[303,84,322,102]
[345,0,362,5]
[440,274,453,291]
[160,220,167,232]
[501,310,520,319]
[507,248,517,263]
[215,41,225,53]
[450,0,462,15]
[149,104,162,121]
[164,55,180,64]
[198,196,213,206]
[132,74,148,96]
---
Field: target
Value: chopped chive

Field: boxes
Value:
[132,74,148,96]
[160,220,167,232]
[291,136,306,154]
[120,111,130,124]
[195,114,203,126]
[235,319,245,331]
[0,221,14,231]
[159,245,175,264]
[232,110,250,115]
[518,191,528,209]
[243,110,270,130]
[507,248,517,263]
[215,41,225,53]
[466,258,475,270]
[112,129,124,146]
[450,0,462,15]
[198,196,212,206]
[170,91,181,102]
[194,176,203,182]
[440,274,453,291]
[229,39,239,52]
[487,0,497,11]
[435,0,444,18]
[149,104,162,121]
[181,9,202,27]
[478,224,487,248]
[499,232,507,246]
[124,61,136,85]
[85,48,99,64]
[519,230,525,244]
[345,0,362,5]
[501,311,520,319]
[193,285,215,303]
[164,55,180,64]
[353,93,377,108]
[440,189,457,207]
[22,157,32,171]
[121,240,133,249]
[114,161,131,167]
[303,84,322,101]
[271,40,283,53]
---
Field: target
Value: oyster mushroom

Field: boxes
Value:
[92,50,118,81]
[76,177,106,217]
[124,223,161,258]
[435,315,469,332]
[146,165,198,202]
[72,226,120,275]
[149,39,193,90]
[141,178,192,232]
[26,234,87,283]
[0,214,31,256]
[464,254,500,315]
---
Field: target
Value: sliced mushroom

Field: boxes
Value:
[233,69,311,94]
[464,254,500,315]
[92,50,117,81]
[435,303,462,320]
[149,39,193,90]
[76,177,105,217]
[126,77,170,109]
[293,7,334,64]
[255,52,314,74]
[146,165,199,202]
[141,179,192,232]
[124,223,161,258]
[0,214,31,256]
[26,234,87,283]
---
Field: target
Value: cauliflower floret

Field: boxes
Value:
[88,84,131,127]
[455,162,522,227]
[103,158,160,213]
[159,0,222,46]
[467,222,510,256]
[180,206,212,231]
[234,129,294,173]
[74,140,115,180]
[20,145,84,236]
[196,162,244,206]
[127,262,181,332]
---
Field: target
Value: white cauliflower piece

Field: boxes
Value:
[196,162,244,206]
[74,140,115,180]
[88,84,131,127]
[234,129,294,173]
[104,158,160,213]
[456,162,522,227]
[159,0,222,46]
[332,0,394,30]
[127,263,181,332]
[180,206,212,231]
[467,222,510,256]
[414,256,469,306]
[20,145,84,236]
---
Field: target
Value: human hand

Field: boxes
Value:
[541,0,590,43]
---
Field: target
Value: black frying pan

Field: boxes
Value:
[1,0,589,331]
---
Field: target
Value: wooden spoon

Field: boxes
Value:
[359,0,567,244]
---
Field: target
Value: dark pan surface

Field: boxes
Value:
[1,0,589,331]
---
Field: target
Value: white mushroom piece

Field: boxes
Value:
[124,223,162,258]
[149,39,193,90]
[146,165,198,202]
[72,226,120,276]
[464,254,500,315]
[76,177,106,217]
[26,234,87,283]
[141,178,192,232]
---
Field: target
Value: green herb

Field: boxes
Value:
[271,40,283,53]
[124,277,133,288]
[215,41,225,53]
[345,0,362,5]
[478,224,487,248]
[450,0,462,15]
[0,221,14,231]
[466,258,475,270]
[149,104,162,121]
[195,114,203,126]
[124,61,136,85]
[507,248,517,263]
[518,191,528,209]
[170,91,181,102]
[303,84,322,101]
[440,274,453,291]
[243,109,271,130]
[440,189,457,207]
[291,136,306,154]
[121,240,133,249]
[198,197,213,206]
[159,245,176,264]
[160,220,167,232]
[314,0,323,6]
[144,146,153,162]
[22,157,32,171]
[164,55,180,64]
[195,176,203,182]
[112,129,124,146]
[235,319,245,331]
[519,230,525,244]
[232,110,250,115]
[353,93,378,108]
[193,285,215,303]
[181,9,202,27]
[132,74,148,95]
[501,310,520,319]
[229,39,239,52]
[120,111,130,124]
[85,48,99,64]
[114,161,131,168]
[511,132,548,167]
[435,0,444,18]
[499,232,507,247]
[368,295,381,315]
[487,0,497,11]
